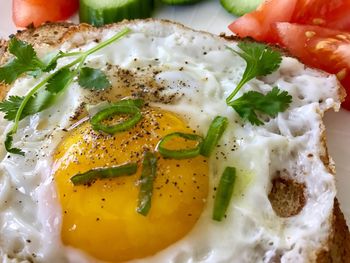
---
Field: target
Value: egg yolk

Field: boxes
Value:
[53,108,209,262]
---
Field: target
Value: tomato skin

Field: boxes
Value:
[292,0,350,31]
[13,0,79,27]
[229,0,350,42]
[228,0,297,43]
[273,22,350,109]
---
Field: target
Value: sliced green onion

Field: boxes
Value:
[213,166,236,221]
[201,116,228,157]
[90,105,142,134]
[137,151,158,216]
[70,162,137,185]
[157,132,203,159]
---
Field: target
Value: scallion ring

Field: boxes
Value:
[90,105,142,134]
[70,162,138,186]
[201,116,228,157]
[212,166,236,221]
[157,132,203,159]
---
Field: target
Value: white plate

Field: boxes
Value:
[0,0,349,223]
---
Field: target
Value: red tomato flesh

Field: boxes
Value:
[273,23,350,109]
[228,0,297,42]
[292,0,350,31]
[13,0,79,27]
[229,0,350,43]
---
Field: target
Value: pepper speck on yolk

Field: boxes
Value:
[53,108,209,262]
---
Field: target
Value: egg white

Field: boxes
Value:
[0,21,341,263]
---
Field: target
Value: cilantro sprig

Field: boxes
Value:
[0,28,131,155]
[228,87,292,125]
[226,41,291,125]
[0,38,46,84]
[226,42,282,103]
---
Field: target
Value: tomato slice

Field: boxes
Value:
[273,23,350,109]
[292,0,350,31]
[228,0,297,42]
[13,0,79,27]
[229,0,350,42]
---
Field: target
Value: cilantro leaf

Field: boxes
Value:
[226,42,282,103]
[9,37,39,63]
[46,68,75,94]
[25,69,75,115]
[0,96,24,121]
[78,67,111,90]
[42,51,64,72]
[236,41,282,77]
[0,38,46,84]
[25,90,57,117]
[5,132,24,156]
[256,87,292,116]
[26,51,64,78]
[228,87,292,126]
[0,69,73,121]
[0,91,57,121]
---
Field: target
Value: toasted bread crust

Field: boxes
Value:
[0,20,349,263]
[15,22,74,46]
[317,199,350,263]
[0,39,9,100]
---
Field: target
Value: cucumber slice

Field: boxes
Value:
[220,0,262,16]
[79,0,154,26]
[160,0,203,5]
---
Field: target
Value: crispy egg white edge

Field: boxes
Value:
[0,20,341,263]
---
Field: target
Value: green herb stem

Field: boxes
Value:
[60,56,85,71]
[75,56,88,74]
[70,162,137,185]
[226,80,245,103]
[12,74,53,132]
[60,51,83,58]
[137,151,157,216]
[213,166,236,221]
[84,27,131,57]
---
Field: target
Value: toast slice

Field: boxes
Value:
[0,20,349,263]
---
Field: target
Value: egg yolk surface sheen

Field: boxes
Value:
[53,108,209,262]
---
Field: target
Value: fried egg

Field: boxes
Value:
[0,20,342,263]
